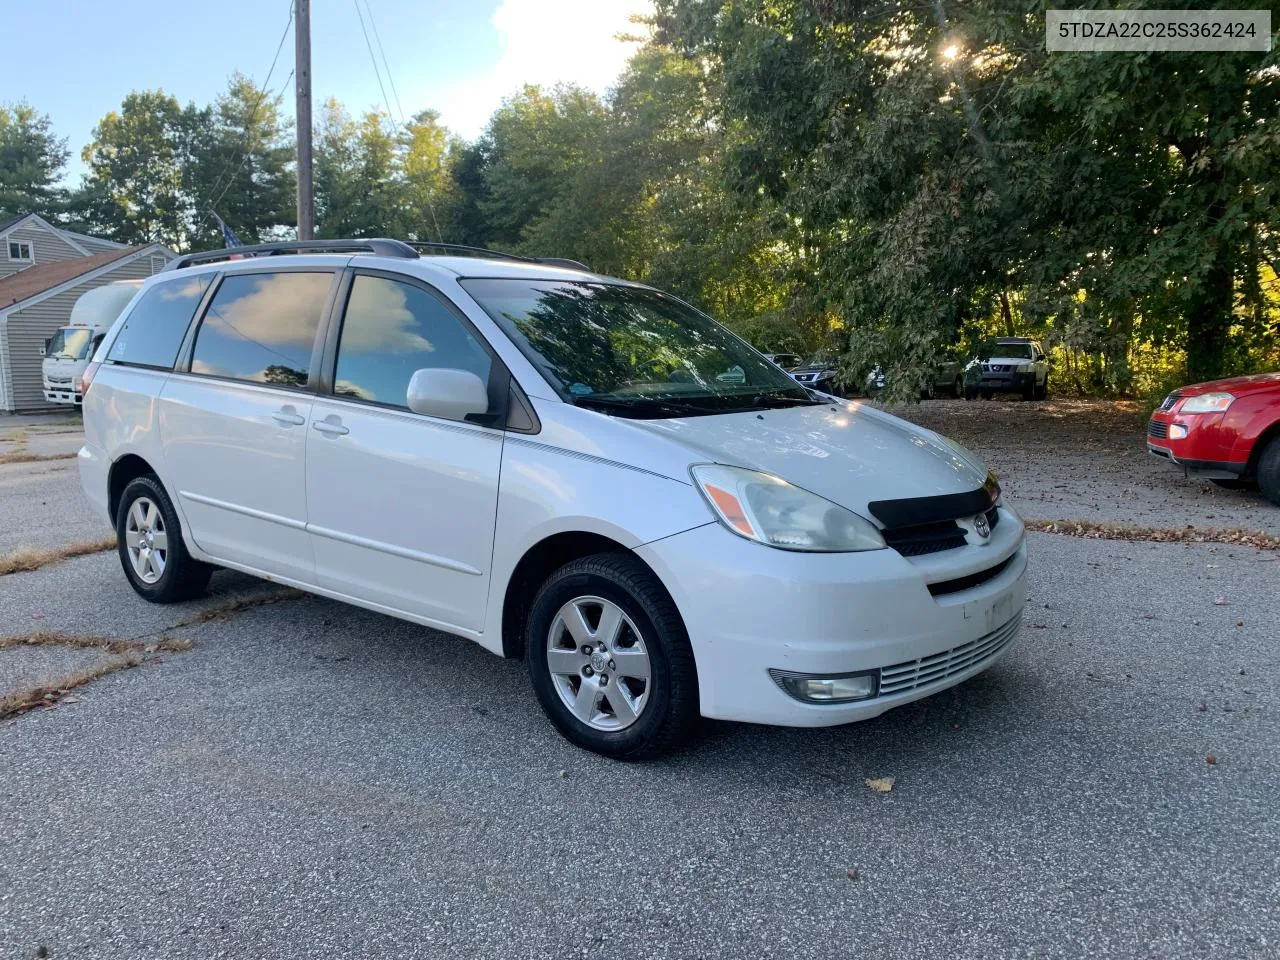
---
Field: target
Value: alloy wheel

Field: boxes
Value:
[124,496,168,584]
[546,595,651,731]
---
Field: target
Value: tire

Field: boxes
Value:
[525,552,698,760]
[1256,436,1280,507]
[116,474,213,602]
[980,390,993,400]
[920,380,935,401]
[951,376,964,398]
[1035,376,1049,401]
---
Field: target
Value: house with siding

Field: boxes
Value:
[0,226,175,411]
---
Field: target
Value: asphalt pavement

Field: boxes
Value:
[2,532,1278,959]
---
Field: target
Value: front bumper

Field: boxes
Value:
[1146,411,1247,479]
[635,508,1028,727]
[971,370,1034,393]
[43,387,81,405]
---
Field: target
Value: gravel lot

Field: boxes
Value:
[2,403,1278,958]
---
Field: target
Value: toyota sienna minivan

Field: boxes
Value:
[78,239,1027,759]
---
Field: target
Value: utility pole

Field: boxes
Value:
[295,0,315,240]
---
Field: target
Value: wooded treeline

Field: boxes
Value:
[3,1,1277,397]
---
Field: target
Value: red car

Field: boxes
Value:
[1147,372,1280,504]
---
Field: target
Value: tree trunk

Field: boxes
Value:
[998,289,1015,337]
[1185,244,1235,384]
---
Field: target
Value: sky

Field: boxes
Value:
[3,0,652,183]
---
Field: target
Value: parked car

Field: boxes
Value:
[79,238,1028,759]
[867,361,965,399]
[1147,372,1280,504]
[965,337,1050,400]
[762,352,801,370]
[789,356,843,395]
[41,281,143,407]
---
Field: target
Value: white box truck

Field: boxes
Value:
[41,280,142,407]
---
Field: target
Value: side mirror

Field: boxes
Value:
[42,338,51,357]
[406,368,489,421]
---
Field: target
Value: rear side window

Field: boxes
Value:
[332,274,492,409]
[105,275,212,369]
[190,272,332,388]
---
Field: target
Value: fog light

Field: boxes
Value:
[1168,424,1188,440]
[769,670,878,703]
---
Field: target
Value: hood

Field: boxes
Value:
[1175,371,1280,398]
[631,401,988,515]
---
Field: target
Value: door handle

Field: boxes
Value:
[271,406,305,426]
[312,417,349,437]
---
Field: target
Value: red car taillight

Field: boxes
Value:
[76,361,101,397]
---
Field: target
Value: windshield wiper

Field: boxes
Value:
[751,390,823,409]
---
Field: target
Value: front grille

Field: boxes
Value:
[1147,420,1169,439]
[1159,393,1181,412]
[878,613,1022,696]
[881,503,1000,558]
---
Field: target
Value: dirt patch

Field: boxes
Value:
[891,398,1279,534]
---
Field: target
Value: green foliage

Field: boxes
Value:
[0,103,69,218]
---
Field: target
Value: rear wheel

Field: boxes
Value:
[116,475,212,602]
[1256,436,1280,507]
[526,553,698,760]
[950,375,964,398]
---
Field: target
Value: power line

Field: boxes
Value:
[202,1,296,229]
[362,0,405,125]
[353,0,396,127]
[352,0,443,242]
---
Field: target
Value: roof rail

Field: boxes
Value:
[407,241,592,273]
[164,238,419,271]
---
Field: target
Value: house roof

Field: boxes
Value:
[0,246,143,309]
[0,214,27,235]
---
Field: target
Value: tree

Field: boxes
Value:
[185,73,296,249]
[399,109,456,243]
[314,100,401,238]
[656,0,1280,390]
[80,90,201,247]
[0,103,69,219]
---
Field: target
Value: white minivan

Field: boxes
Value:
[79,239,1027,758]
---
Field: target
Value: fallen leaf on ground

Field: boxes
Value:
[1206,754,1218,765]
[865,777,895,793]
[846,868,859,880]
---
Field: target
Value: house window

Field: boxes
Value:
[7,240,33,262]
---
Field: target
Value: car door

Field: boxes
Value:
[304,270,505,633]
[159,268,337,583]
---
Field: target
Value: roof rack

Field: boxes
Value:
[164,238,419,271]
[407,241,592,273]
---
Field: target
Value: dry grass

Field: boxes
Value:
[0,427,30,444]
[0,632,191,720]
[1027,519,1280,551]
[0,449,78,465]
[0,537,117,576]
[179,588,304,625]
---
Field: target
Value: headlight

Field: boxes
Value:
[1180,392,1234,413]
[690,464,885,552]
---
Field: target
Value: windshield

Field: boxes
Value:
[980,341,1035,360]
[46,328,94,360]
[460,279,817,417]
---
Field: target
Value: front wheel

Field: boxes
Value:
[1034,376,1049,401]
[116,475,212,602]
[1256,436,1280,507]
[526,553,699,760]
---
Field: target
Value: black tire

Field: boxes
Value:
[1256,436,1280,507]
[951,376,963,398]
[525,552,698,760]
[116,474,212,603]
[980,390,993,400]
[920,380,935,401]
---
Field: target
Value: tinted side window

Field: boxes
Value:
[191,272,331,388]
[106,275,212,369]
[333,275,492,410]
